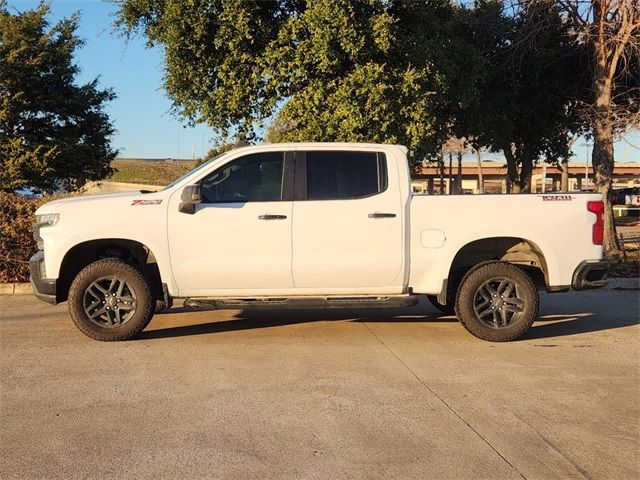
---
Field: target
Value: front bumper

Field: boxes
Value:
[29,251,57,304]
[572,260,611,290]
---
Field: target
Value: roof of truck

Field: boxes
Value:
[237,142,408,152]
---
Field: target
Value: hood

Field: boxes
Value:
[35,190,163,214]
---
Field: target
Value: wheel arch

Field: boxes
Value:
[442,236,550,303]
[56,239,163,303]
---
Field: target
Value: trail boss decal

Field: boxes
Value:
[540,195,573,202]
[131,199,162,206]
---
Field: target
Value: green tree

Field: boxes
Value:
[115,0,292,140]
[455,0,588,193]
[0,1,116,192]
[116,0,475,170]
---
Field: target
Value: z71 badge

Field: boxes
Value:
[131,199,162,206]
[541,195,573,202]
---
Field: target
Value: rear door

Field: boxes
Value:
[291,150,404,292]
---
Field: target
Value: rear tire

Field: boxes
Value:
[68,259,154,341]
[455,262,538,342]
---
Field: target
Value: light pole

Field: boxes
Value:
[580,142,592,189]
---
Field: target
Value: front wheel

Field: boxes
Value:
[68,259,154,341]
[455,262,539,342]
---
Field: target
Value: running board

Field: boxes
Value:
[183,295,418,311]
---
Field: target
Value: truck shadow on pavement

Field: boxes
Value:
[140,300,638,341]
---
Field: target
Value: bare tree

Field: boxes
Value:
[556,0,640,256]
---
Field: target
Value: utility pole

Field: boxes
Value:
[580,142,592,189]
[448,152,453,194]
[475,148,484,194]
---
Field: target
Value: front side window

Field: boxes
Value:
[305,151,386,200]
[200,153,284,203]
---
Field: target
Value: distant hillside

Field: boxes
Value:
[109,158,198,186]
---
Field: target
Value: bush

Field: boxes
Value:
[0,192,71,283]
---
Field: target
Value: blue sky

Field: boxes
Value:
[7,0,640,162]
[9,0,214,159]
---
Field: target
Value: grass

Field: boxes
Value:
[109,159,198,186]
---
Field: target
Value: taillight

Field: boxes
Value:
[587,200,604,245]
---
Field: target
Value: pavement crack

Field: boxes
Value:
[511,413,593,480]
[359,321,527,480]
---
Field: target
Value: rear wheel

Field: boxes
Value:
[455,262,538,342]
[68,259,154,341]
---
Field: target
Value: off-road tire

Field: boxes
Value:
[455,261,539,342]
[426,295,455,315]
[68,259,154,341]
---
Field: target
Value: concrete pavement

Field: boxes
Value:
[1,290,639,479]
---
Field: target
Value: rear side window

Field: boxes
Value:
[305,151,387,200]
[200,152,284,203]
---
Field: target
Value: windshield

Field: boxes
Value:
[162,152,227,190]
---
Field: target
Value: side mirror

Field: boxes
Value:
[179,184,202,214]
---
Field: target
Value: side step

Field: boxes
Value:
[183,295,418,311]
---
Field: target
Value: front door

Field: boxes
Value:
[168,151,294,296]
[291,150,404,293]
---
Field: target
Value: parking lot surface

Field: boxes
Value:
[1,290,639,479]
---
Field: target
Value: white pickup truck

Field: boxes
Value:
[31,143,610,342]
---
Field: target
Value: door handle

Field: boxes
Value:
[258,214,287,220]
[368,212,396,219]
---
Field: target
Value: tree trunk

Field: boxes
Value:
[591,2,620,257]
[592,123,619,257]
[456,150,463,194]
[560,159,569,192]
[476,148,484,194]
[519,156,533,193]
[503,145,520,193]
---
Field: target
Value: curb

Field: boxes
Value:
[2,278,639,296]
[604,277,640,290]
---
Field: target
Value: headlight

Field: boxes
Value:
[34,213,59,250]
[35,213,60,227]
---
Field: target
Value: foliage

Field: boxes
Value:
[203,142,235,161]
[115,0,292,139]
[116,0,476,170]
[0,192,71,282]
[0,2,116,193]
[454,0,589,192]
[109,159,196,186]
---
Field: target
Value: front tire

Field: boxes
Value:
[68,259,154,341]
[455,262,539,342]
